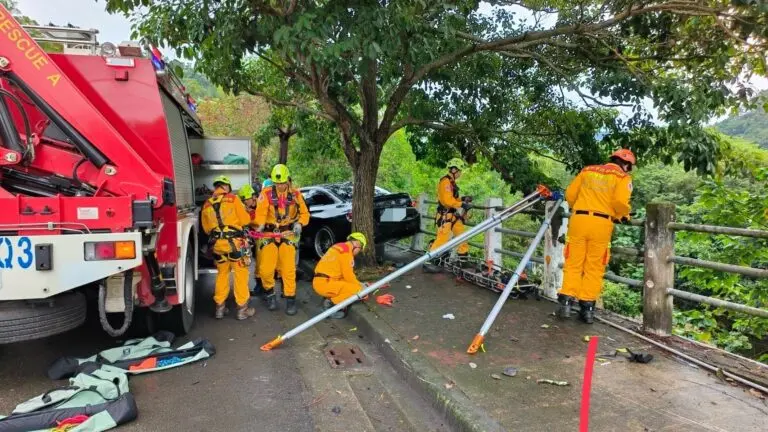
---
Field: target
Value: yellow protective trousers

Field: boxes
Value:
[430,214,469,255]
[313,278,361,305]
[558,214,613,301]
[212,245,250,307]
[259,241,296,297]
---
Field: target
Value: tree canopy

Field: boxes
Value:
[106,0,768,261]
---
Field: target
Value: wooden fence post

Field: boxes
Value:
[484,197,503,266]
[410,193,428,252]
[643,203,676,336]
[542,201,568,300]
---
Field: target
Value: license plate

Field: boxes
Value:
[0,235,35,271]
[381,208,406,222]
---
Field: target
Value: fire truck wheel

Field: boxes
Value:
[0,292,86,344]
[158,245,195,335]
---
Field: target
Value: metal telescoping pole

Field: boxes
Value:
[261,188,551,351]
[467,199,563,354]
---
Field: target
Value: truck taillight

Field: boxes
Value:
[346,212,353,222]
[84,241,136,261]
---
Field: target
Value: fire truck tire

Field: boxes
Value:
[0,292,87,344]
[158,245,195,335]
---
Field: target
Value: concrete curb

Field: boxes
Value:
[347,304,505,432]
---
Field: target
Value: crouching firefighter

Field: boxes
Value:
[253,164,310,315]
[426,158,472,269]
[313,233,368,319]
[201,176,256,320]
[556,149,636,324]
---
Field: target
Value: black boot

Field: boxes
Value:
[579,301,595,324]
[285,297,297,316]
[265,293,278,311]
[556,294,574,319]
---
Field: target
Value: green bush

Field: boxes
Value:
[601,282,642,318]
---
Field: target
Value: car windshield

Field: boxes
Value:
[323,183,389,202]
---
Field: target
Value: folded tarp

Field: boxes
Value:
[48,330,216,380]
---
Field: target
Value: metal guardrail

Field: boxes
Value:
[668,222,768,239]
[671,256,768,279]
[668,288,768,318]
[418,195,768,327]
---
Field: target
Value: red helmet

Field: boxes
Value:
[610,149,636,165]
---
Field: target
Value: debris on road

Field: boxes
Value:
[748,389,765,400]
[540,324,550,329]
[405,285,412,289]
[412,335,420,340]
[537,379,569,386]
[412,348,418,353]
[491,373,502,380]
[349,327,358,332]
[503,367,518,377]
[444,381,455,390]
[469,362,478,369]
[331,406,342,415]
[508,336,520,342]
[442,313,456,320]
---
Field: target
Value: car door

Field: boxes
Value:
[302,188,342,219]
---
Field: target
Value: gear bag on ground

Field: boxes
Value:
[47,331,216,380]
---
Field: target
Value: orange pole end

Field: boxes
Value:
[467,334,485,355]
[260,335,283,351]
[536,184,552,199]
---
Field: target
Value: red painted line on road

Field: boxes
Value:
[580,336,599,432]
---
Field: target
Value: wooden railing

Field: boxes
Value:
[410,195,768,336]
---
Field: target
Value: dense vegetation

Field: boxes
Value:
[716,93,768,149]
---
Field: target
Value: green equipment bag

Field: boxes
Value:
[48,331,216,380]
[0,363,137,432]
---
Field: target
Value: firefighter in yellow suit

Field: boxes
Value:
[253,164,310,315]
[313,232,368,319]
[237,185,263,295]
[429,158,472,261]
[201,176,256,320]
[556,149,636,324]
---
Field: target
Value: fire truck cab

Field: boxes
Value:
[0,5,252,343]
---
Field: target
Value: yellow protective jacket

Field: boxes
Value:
[565,162,633,219]
[314,242,360,284]
[254,185,310,229]
[437,175,462,209]
[201,188,252,252]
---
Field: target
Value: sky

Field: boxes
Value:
[18,0,133,46]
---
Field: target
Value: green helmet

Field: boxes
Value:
[271,164,290,184]
[347,232,368,250]
[446,158,466,171]
[237,184,256,200]
[213,175,232,187]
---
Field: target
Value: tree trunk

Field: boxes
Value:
[278,133,289,164]
[351,148,381,266]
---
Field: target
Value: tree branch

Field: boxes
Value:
[246,89,334,121]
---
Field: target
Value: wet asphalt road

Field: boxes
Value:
[0,278,315,432]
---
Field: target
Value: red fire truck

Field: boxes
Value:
[0,5,253,343]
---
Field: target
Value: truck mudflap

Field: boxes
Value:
[0,232,142,300]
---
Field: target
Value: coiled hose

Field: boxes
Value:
[98,271,134,337]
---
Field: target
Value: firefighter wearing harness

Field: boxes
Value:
[253,164,310,315]
[556,149,636,324]
[312,233,368,319]
[430,158,472,260]
[201,176,256,320]
[238,184,263,296]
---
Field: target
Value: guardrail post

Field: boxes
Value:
[643,202,676,336]
[484,197,503,266]
[542,201,568,299]
[410,193,428,252]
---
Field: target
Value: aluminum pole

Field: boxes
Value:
[467,199,562,354]
[261,188,552,351]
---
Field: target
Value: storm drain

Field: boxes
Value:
[324,343,367,369]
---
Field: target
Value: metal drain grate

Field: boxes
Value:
[324,343,367,369]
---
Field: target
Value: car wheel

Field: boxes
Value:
[158,242,195,335]
[0,292,86,344]
[314,226,336,259]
